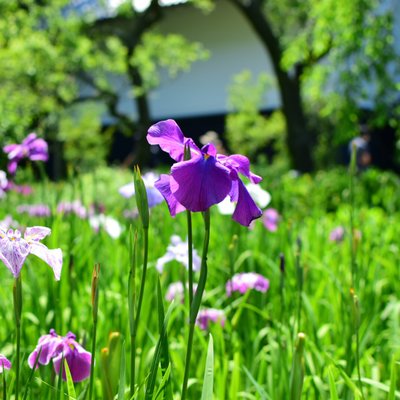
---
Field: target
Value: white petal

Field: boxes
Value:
[30,242,62,280]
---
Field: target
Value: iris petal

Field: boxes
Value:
[147,119,200,161]
[155,174,186,216]
[232,179,262,226]
[170,155,232,212]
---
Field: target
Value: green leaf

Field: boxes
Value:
[389,357,398,400]
[64,359,77,400]
[157,278,173,400]
[117,341,126,400]
[144,302,174,400]
[201,334,214,400]
[327,365,339,400]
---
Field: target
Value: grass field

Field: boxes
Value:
[0,165,400,399]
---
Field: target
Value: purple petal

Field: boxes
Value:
[147,119,200,161]
[53,341,92,382]
[170,156,232,212]
[154,174,186,216]
[217,154,262,183]
[232,179,262,227]
[7,160,18,175]
[3,144,19,154]
[23,133,38,145]
[28,330,63,368]
[0,354,11,373]
[29,242,62,280]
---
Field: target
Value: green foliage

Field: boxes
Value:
[1,165,400,398]
[58,103,111,172]
[226,70,286,160]
[132,32,209,94]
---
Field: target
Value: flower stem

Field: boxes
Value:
[13,276,22,400]
[181,210,210,400]
[187,211,193,309]
[3,362,7,400]
[129,229,138,398]
[89,264,100,400]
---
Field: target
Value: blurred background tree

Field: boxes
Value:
[0,0,208,176]
[227,0,399,171]
[0,0,398,175]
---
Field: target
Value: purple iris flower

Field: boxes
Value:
[329,226,345,242]
[0,354,11,373]
[262,208,280,232]
[17,204,51,217]
[28,329,91,382]
[165,281,198,302]
[3,133,48,175]
[56,200,87,219]
[226,272,270,296]
[196,308,226,331]
[147,119,263,227]
[0,226,62,279]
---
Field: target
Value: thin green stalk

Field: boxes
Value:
[13,276,22,400]
[182,210,210,400]
[89,264,100,400]
[129,229,138,398]
[187,211,193,308]
[2,363,6,400]
[295,238,303,335]
[349,142,357,288]
[351,290,365,400]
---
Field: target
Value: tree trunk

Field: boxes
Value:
[128,59,152,167]
[277,70,314,172]
[230,0,314,171]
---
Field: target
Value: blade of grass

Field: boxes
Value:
[327,365,339,400]
[389,357,398,400]
[200,334,214,400]
[156,278,173,400]
[144,302,174,400]
[64,359,77,400]
[117,341,126,400]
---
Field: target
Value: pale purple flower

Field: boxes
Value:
[0,215,19,230]
[123,209,139,220]
[147,119,263,227]
[28,329,91,382]
[165,281,198,302]
[156,235,201,273]
[17,204,51,217]
[262,208,280,232]
[119,172,164,208]
[89,214,122,239]
[0,226,62,279]
[196,308,226,330]
[3,133,48,174]
[226,272,270,296]
[56,200,87,218]
[8,183,33,196]
[0,354,11,373]
[329,226,345,242]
